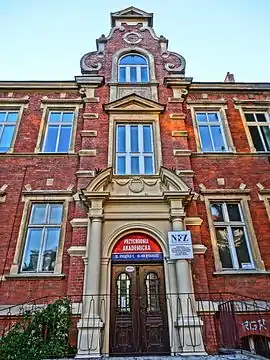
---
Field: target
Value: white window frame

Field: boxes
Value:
[195,111,229,152]
[244,111,270,152]
[118,54,149,83]
[211,202,254,270]
[21,203,63,273]
[42,111,74,153]
[116,124,155,175]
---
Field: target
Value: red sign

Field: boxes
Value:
[112,233,163,261]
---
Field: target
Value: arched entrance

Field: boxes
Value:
[109,232,170,355]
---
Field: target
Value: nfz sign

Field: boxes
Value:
[168,231,193,260]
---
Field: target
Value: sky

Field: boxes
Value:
[1,0,269,82]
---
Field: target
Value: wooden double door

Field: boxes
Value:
[109,263,170,355]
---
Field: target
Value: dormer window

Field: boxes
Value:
[118,54,149,83]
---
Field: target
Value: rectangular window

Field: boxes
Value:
[0,111,19,152]
[42,111,74,152]
[21,203,63,273]
[210,202,254,270]
[116,124,155,175]
[244,112,270,152]
[196,112,228,152]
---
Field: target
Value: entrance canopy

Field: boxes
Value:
[112,232,163,261]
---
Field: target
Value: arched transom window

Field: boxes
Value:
[118,54,149,83]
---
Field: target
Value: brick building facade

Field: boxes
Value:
[1,7,270,358]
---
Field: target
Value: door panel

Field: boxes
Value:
[110,263,170,355]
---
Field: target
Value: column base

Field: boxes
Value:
[174,316,207,355]
[75,317,104,359]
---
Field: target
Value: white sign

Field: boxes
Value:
[168,231,193,260]
[125,266,135,273]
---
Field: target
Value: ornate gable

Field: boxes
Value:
[103,93,165,113]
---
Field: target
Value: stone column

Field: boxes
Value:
[76,198,105,359]
[169,198,206,356]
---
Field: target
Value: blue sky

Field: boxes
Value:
[1,0,269,82]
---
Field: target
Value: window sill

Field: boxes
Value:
[5,273,65,280]
[213,270,270,275]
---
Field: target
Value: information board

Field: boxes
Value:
[168,231,194,260]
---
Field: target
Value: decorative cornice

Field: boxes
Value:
[22,189,73,196]
[172,131,188,137]
[190,82,270,91]
[41,97,82,105]
[0,81,77,90]
[0,97,29,104]
[186,99,227,105]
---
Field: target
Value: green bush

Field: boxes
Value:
[0,298,75,360]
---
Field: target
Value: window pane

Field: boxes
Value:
[119,67,126,82]
[6,112,18,122]
[57,126,71,152]
[208,113,219,122]
[211,203,224,222]
[261,126,270,151]
[48,204,63,224]
[42,228,60,272]
[196,113,207,122]
[141,67,148,82]
[43,125,58,152]
[249,126,265,151]
[216,228,233,268]
[119,55,147,65]
[0,125,15,151]
[256,113,267,122]
[117,156,126,174]
[21,229,42,272]
[143,126,152,152]
[144,156,154,174]
[49,112,61,122]
[31,204,47,224]
[62,112,74,123]
[199,126,213,151]
[130,67,137,82]
[227,204,241,221]
[130,126,138,152]
[245,113,255,122]
[0,113,6,123]
[131,156,139,174]
[232,227,252,268]
[211,126,226,151]
[117,126,126,152]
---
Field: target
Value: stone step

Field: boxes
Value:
[43,352,268,360]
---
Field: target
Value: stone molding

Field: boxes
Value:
[70,218,88,228]
[173,149,192,156]
[78,150,97,157]
[184,217,203,226]
[76,170,95,178]
[67,246,86,257]
[82,113,99,119]
[80,130,97,137]
[169,113,186,120]
[172,130,188,137]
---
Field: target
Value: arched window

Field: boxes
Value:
[118,54,149,83]
[116,272,131,312]
[145,272,160,312]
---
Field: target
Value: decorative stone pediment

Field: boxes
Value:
[111,7,153,27]
[103,93,165,113]
[81,167,191,203]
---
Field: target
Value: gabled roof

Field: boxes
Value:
[103,93,165,113]
[111,6,153,27]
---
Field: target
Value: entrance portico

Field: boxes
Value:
[75,167,206,358]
